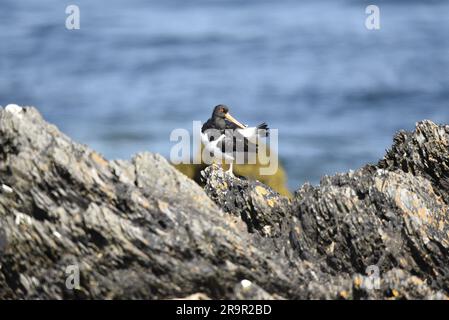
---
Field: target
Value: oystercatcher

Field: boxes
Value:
[201,105,269,175]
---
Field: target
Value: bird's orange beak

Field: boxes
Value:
[225,112,246,129]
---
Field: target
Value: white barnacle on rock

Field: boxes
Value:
[14,213,21,225]
[15,212,32,226]
[5,104,23,117]
[241,279,252,289]
[1,184,13,194]
[53,231,62,239]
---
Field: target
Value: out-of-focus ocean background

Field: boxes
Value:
[1,0,448,190]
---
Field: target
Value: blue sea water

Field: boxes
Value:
[1,0,448,190]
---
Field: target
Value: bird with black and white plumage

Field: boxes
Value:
[201,104,269,176]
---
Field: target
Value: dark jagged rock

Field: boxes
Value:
[201,166,291,237]
[379,120,449,204]
[0,106,299,299]
[0,105,448,300]
[292,168,449,291]
[201,120,449,300]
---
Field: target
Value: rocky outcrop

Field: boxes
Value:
[200,121,449,299]
[0,105,448,299]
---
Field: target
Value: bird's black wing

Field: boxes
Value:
[201,118,214,132]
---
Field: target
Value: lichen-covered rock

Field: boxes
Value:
[0,106,299,299]
[0,106,448,300]
[290,167,449,288]
[379,120,449,203]
[201,165,291,237]
[201,120,449,299]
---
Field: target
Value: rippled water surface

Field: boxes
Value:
[1,0,448,189]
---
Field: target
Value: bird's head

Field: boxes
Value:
[212,104,246,128]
